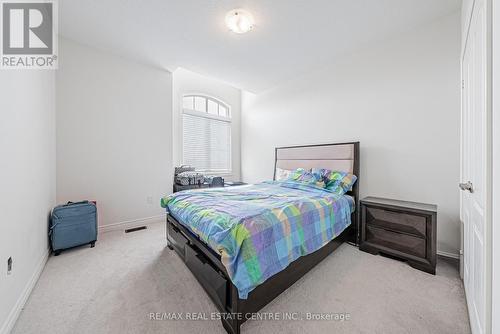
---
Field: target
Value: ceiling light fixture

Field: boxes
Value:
[225,9,254,34]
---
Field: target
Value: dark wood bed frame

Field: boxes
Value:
[166,142,360,334]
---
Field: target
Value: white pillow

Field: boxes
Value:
[275,168,292,181]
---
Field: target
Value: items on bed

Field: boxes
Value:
[287,167,325,187]
[276,167,358,195]
[174,165,206,192]
[174,165,195,175]
[205,175,225,187]
[175,170,205,186]
[173,165,225,192]
[311,168,358,193]
[274,167,292,181]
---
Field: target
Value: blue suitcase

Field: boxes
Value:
[50,201,97,255]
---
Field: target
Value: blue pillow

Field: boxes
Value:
[311,168,357,194]
[287,168,325,188]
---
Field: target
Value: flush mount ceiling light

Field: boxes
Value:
[225,9,254,34]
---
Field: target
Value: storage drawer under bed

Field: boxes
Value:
[185,244,228,310]
[167,221,188,260]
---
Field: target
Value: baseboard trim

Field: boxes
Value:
[437,250,460,259]
[0,248,49,334]
[98,214,166,233]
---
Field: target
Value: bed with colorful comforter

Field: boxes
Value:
[160,180,354,299]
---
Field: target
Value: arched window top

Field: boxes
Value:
[181,94,232,173]
[182,94,230,119]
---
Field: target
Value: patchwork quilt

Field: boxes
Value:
[161,181,354,299]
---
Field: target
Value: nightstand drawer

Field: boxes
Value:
[365,206,426,238]
[365,225,426,258]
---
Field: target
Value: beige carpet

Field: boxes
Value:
[13,222,470,334]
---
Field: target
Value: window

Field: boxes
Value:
[182,95,231,173]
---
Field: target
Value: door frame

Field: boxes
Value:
[492,0,499,332]
[460,0,493,333]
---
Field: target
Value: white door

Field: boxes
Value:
[461,0,488,333]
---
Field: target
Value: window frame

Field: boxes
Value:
[181,94,232,175]
[182,94,231,119]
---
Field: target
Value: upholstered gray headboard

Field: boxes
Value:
[273,142,360,244]
[274,143,357,175]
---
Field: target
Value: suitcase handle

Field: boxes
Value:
[65,200,89,206]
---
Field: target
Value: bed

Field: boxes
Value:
[162,142,359,334]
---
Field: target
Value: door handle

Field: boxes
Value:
[459,181,474,193]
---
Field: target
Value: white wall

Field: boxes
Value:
[241,12,461,255]
[56,38,173,229]
[172,68,241,181]
[0,71,56,333]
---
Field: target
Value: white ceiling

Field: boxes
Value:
[59,0,461,93]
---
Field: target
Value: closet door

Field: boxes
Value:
[460,0,489,333]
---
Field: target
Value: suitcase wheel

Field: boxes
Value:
[90,241,96,248]
[54,250,61,256]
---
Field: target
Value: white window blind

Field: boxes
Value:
[182,95,231,173]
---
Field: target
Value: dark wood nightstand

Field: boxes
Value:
[359,197,437,274]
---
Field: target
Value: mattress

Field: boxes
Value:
[161,181,354,299]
